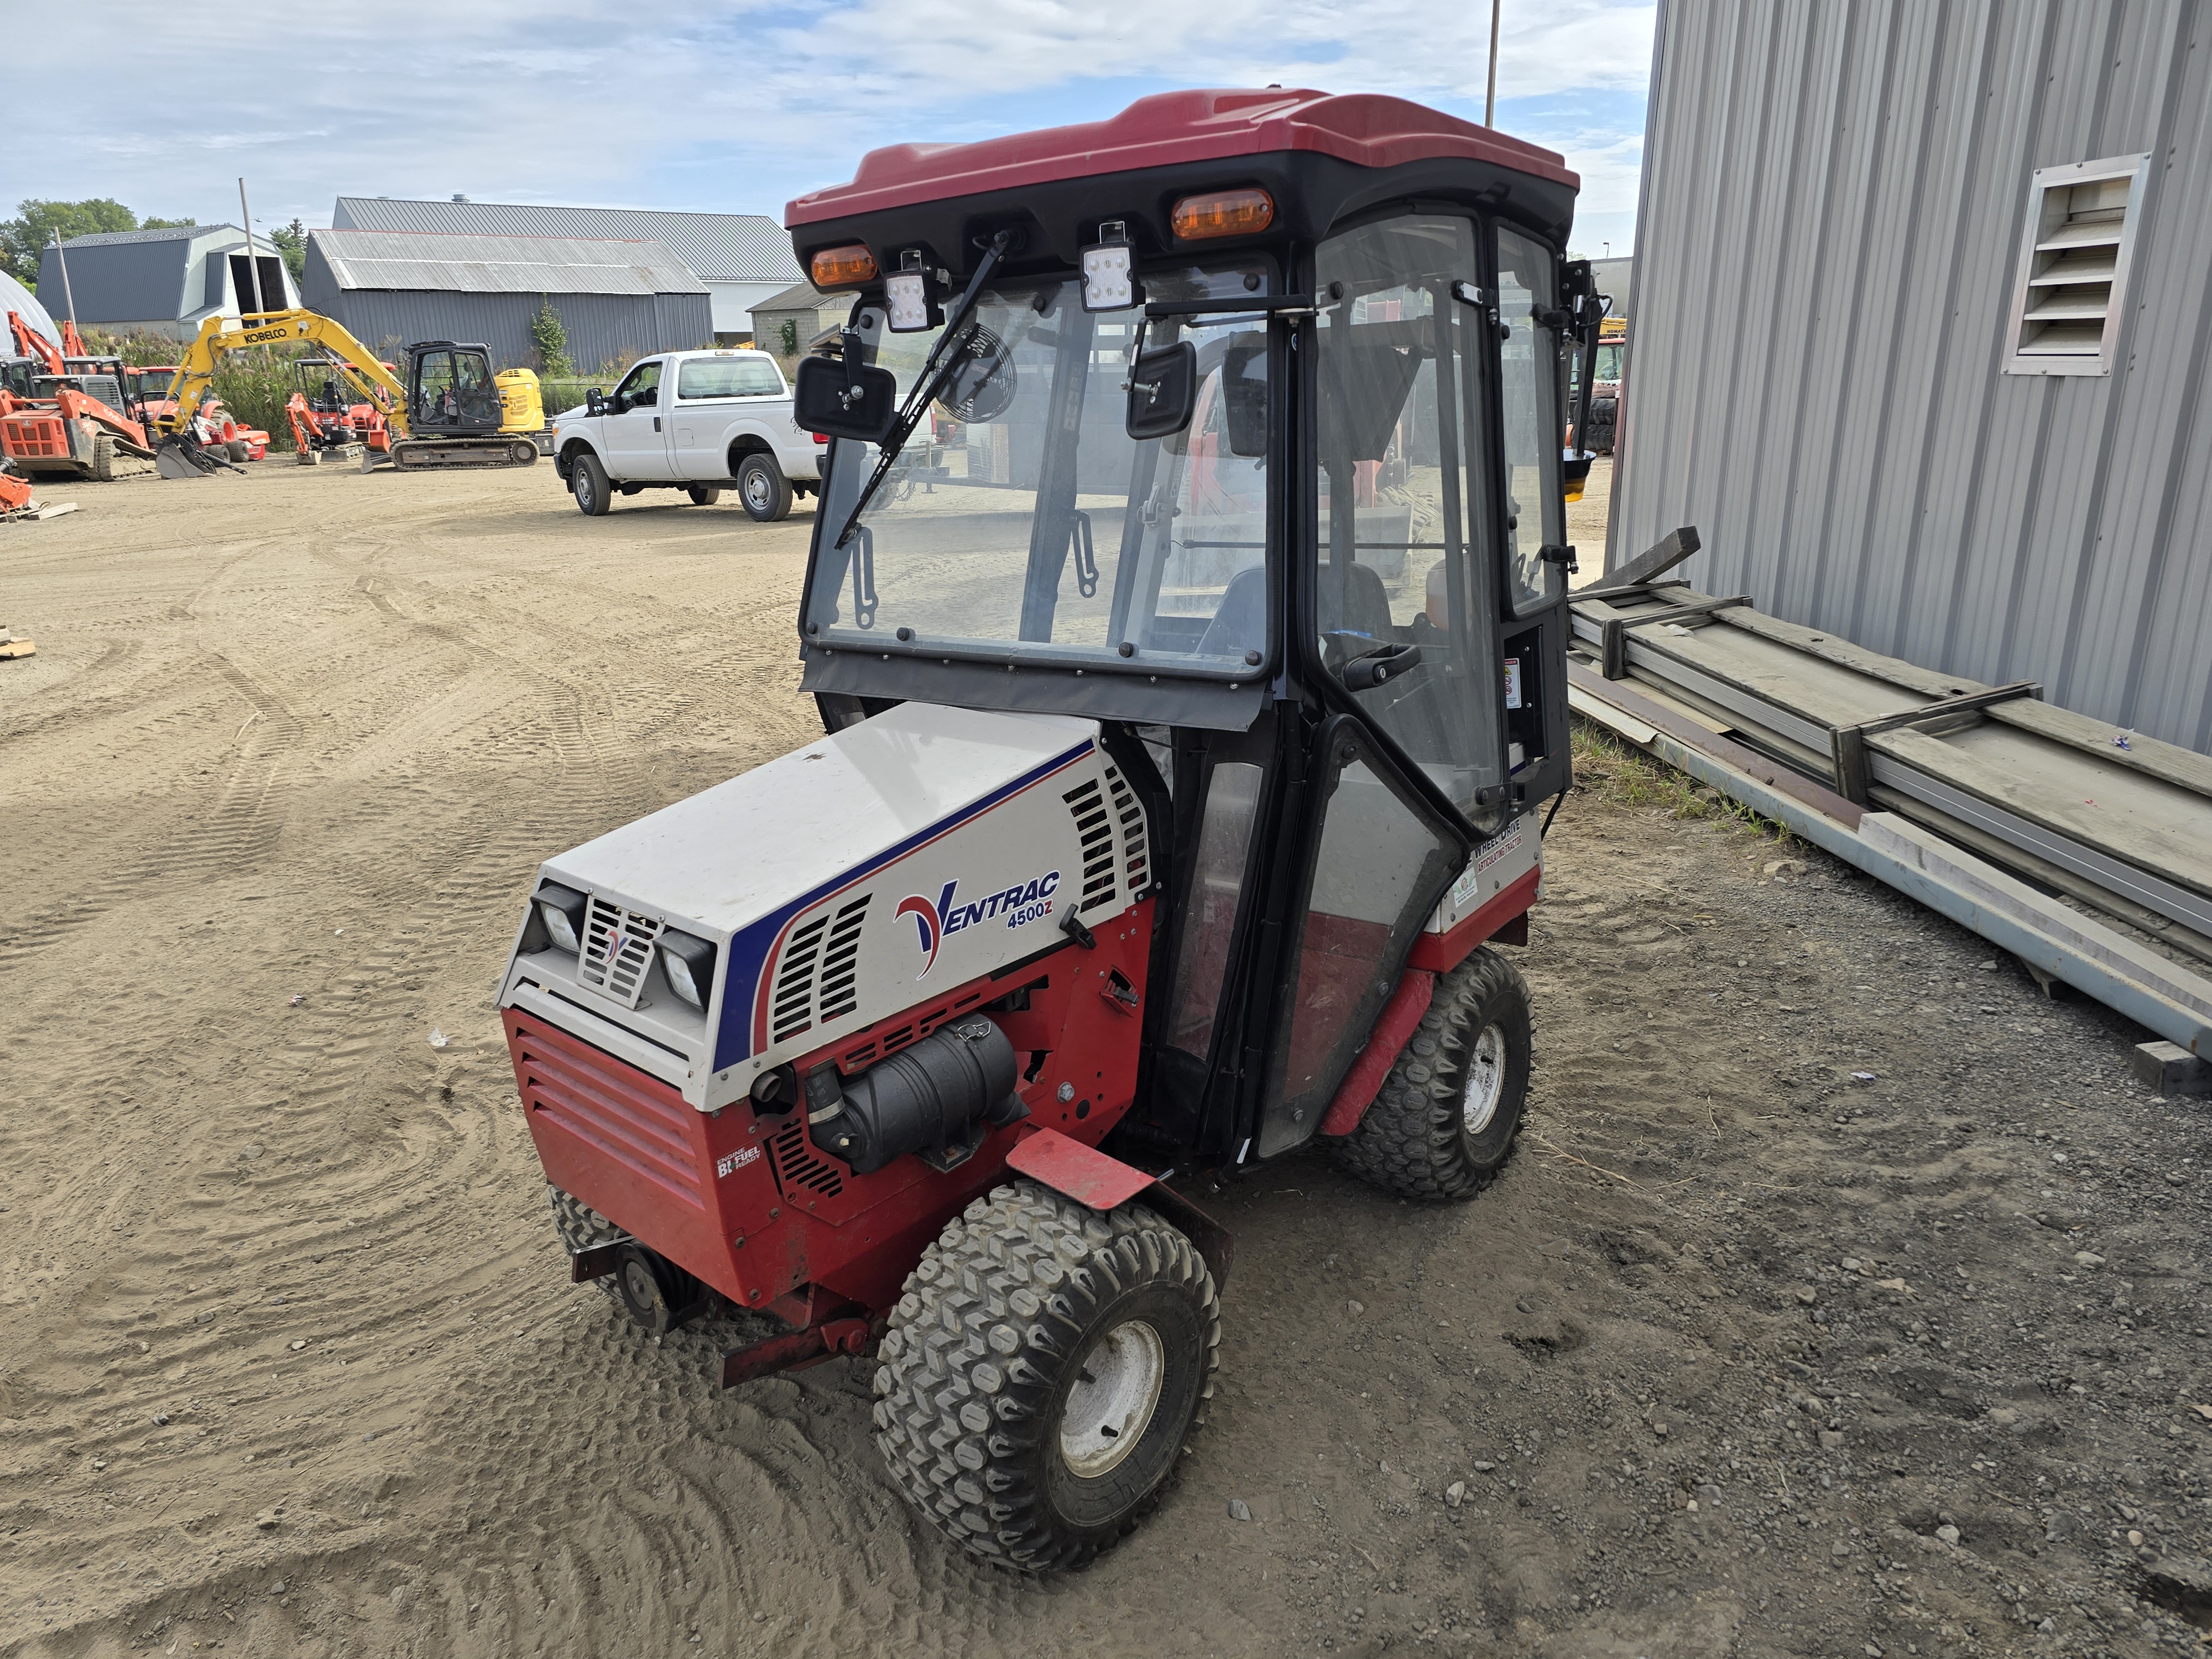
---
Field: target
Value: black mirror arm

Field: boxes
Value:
[830,229,1021,555]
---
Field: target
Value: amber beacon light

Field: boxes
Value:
[810,243,880,288]
[1170,188,1275,241]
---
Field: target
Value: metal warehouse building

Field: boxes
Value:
[329,197,802,342]
[35,224,300,338]
[301,230,714,373]
[1613,0,2212,754]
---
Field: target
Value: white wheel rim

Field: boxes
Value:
[1461,1022,1506,1135]
[1059,1319,1165,1478]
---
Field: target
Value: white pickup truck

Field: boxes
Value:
[550,349,825,520]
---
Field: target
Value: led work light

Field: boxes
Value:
[534,883,587,954]
[1081,222,1141,312]
[658,930,717,1012]
[885,251,943,332]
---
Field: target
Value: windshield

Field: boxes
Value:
[804,260,1274,676]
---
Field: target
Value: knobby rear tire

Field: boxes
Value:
[873,1180,1219,1571]
[1327,946,1532,1202]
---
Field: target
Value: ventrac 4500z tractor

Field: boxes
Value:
[494,87,1604,1570]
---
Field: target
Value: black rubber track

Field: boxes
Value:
[1324,946,1532,1202]
[872,1180,1220,1571]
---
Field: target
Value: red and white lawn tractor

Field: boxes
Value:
[496,87,1605,1570]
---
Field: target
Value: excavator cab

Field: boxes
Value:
[406,343,504,435]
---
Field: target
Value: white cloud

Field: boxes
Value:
[9,1,1651,244]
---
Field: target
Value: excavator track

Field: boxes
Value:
[384,437,541,471]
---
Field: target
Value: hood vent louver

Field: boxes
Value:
[768,893,874,1046]
[766,1118,844,1198]
[1104,763,1148,899]
[1063,778,1119,914]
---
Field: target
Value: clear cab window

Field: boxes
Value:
[804,261,1274,677]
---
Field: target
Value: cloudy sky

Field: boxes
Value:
[11,1,1653,255]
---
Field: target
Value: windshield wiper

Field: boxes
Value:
[830,228,1019,556]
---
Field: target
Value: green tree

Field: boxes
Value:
[528,296,575,379]
[1,199,193,290]
[267,217,308,286]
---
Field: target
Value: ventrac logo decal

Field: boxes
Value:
[716,1145,761,1178]
[896,872,1062,977]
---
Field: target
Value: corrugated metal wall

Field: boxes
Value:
[303,253,713,372]
[1614,0,2212,754]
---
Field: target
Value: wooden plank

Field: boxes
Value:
[1600,525,1702,590]
[1870,724,2212,902]
[1713,603,1977,700]
[1987,696,2212,799]
[0,638,34,658]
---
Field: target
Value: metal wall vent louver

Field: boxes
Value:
[2004,155,2146,377]
[1063,777,1120,913]
[768,894,874,1046]
[578,896,663,1009]
[766,1118,843,1198]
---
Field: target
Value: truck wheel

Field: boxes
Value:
[737,453,792,522]
[686,485,722,507]
[1328,947,1531,1202]
[873,1180,1219,1571]
[571,451,612,516]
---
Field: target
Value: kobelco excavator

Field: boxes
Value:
[152,310,544,476]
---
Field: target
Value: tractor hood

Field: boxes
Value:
[500,703,1149,1111]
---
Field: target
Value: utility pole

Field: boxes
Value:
[1485,0,1502,127]
[49,233,78,336]
[237,176,263,313]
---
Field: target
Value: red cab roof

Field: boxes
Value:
[786,88,1577,227]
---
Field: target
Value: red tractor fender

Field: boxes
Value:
[1006,1129,1233,1289]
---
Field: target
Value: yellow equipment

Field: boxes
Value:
[152,311,543,477]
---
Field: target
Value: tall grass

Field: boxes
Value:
[82,327,309,450]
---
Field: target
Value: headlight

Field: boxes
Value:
[534,883,587,954]
[658,930,717,1011]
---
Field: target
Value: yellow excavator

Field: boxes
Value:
[152,310,546,477]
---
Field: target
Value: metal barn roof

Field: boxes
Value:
[331,198,801,285]
[58,224,230,248]
[308,231,708,296]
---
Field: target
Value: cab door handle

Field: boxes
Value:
[653,416,661,432]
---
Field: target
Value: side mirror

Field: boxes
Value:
[794,353,899,444]
[586,388,605,416]
[1125,342,1196,441]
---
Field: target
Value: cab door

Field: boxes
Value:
[1251,210,1511,1157]
[601,358,672,480]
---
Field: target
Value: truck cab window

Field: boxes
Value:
[614,360,661,411]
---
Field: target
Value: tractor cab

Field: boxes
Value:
[789,88,1593,1167]
[405,341,503,435]
[493,88,1599,1572]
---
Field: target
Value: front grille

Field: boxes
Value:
[766,1119,844,1198]
[516,1025,704,1211]
[578,895,662,1009]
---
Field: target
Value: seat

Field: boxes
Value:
[1187,560,1395,659]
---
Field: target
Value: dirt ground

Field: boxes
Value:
[3,463,2208,1659]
